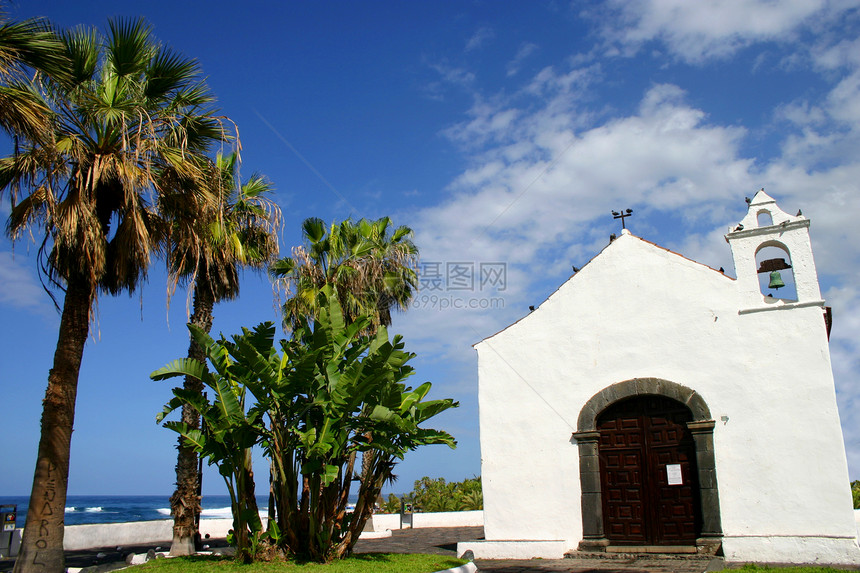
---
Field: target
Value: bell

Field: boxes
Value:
[768,270,785,290]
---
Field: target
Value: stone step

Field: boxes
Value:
[607,545,698,554]
[565,548,714,561]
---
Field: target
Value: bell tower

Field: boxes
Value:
[725,189,824,313]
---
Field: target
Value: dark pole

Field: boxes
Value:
[612,208,634,229]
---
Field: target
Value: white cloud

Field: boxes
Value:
[466,26,495,52]
[423,61,477,102]
[775,100,827,128]
[823,283,860,476]
[442,101,521,150]
[401,81,760,370]
[811,34,860,71]
[507,42,539,77]
[0,250,54,315]
[444,64,602,152]
[441,82,752,233]
[525,63,601,99]
[596,0,847,63]
[671,225,739,276]
[826,71,860,123]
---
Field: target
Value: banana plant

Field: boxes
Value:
[153,286,458,563]
[238,286,458,561]
[152,324,269,563]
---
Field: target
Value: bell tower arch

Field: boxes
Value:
[725,190,824,313]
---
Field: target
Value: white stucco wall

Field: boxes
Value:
[476,216,859,564]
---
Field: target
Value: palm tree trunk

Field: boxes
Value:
[168,282,214,556]
[337,453,384,559]
[13,277,93,573]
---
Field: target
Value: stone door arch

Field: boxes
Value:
[572,378,722,552]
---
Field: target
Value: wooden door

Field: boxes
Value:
[597,396,700,546]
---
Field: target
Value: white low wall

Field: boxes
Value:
[64,518,240,551]
[64,520,173,551]
[855,508,860,539]
[4,511,484,553]
[367,511,483,532]
[413,511,483,528]
[2,518,240,555]
[197,518,235,541]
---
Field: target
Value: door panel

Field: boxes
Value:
[597,396,700,546]
[602,448,646,542]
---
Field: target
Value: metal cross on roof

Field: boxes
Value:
[612,208,634,229]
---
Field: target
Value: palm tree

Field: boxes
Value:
[159,151,280,555]
[0,19,222,573]
[270,216,418,485]
[271,216,418,335]
[0,4,69,140]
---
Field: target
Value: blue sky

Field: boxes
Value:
[2,0,860,497]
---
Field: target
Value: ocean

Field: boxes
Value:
[0,495,266,528]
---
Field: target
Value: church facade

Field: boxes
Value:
[461,191,859,564]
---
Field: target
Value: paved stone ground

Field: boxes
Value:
[0,539,185,573]
[353,525,483,556]
[15,526,855,573]
[352,526,721,572]
[0,527,721,573]
[472,557,718,573]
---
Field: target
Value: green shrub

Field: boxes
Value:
[382,476,483,513]
[381,493,401,514]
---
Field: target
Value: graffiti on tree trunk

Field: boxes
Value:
[32,459,57,568]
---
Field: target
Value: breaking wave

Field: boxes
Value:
[155,506,234,519]
[66,506,104,513]
[200,507,233,519]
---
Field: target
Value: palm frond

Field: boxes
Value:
[61,25,99,87]
[144,46,199,101]
[273,216,419,333]
[0,83,52,138]
[160,149,281,307]
[1,15,223,306]
[105,18,152,80]
[0,16,69,83]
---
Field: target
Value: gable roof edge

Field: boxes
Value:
[474,231,734,347]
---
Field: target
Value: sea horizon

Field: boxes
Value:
[0,494,275,528]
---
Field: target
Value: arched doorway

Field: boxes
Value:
[597,395,700,545]
[572,378,722,553]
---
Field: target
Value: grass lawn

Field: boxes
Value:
[130,553,468,572]
[733,565,859,573]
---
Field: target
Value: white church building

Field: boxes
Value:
[461,191,859,564]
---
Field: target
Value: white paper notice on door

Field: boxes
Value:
[666,464,683,485]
